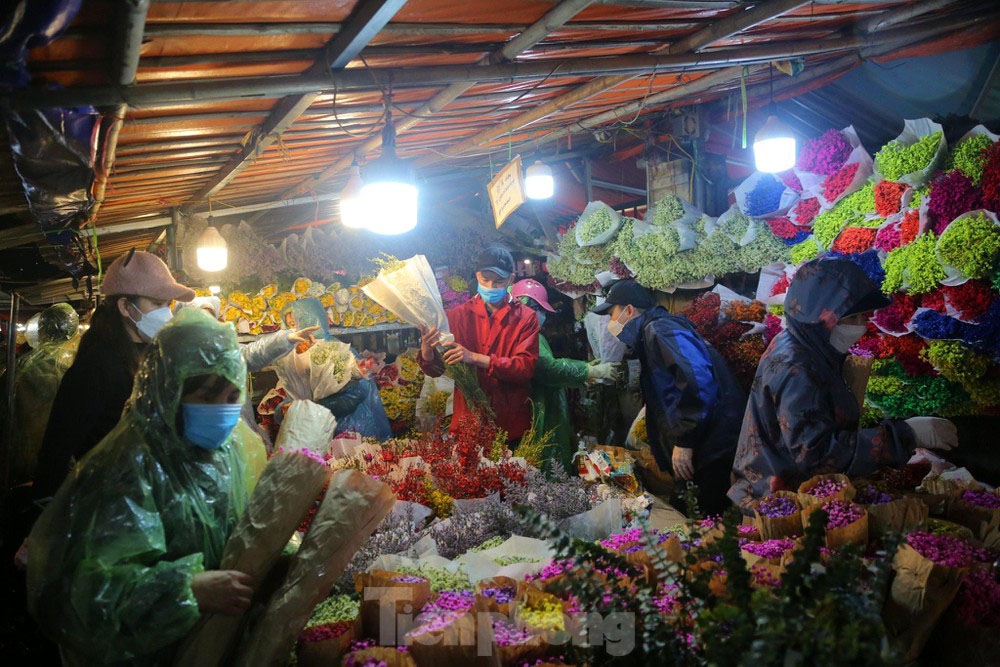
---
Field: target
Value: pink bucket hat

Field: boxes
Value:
[101,249,195,302]
[511,278,555,312]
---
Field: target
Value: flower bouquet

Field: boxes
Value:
[173,400,338,666]
[476,576,523,616]
[946,488,1000,539]
[813,499,868,550]
[797,473,855,508]
[751,491,803,540]
[740,537,799,569]
[575,201,622,247]
[936,209,1000,285]
[296,596,361,667]
[734,172,799,219]
[648,193,701,228]
[404,590,501,667]
[855,485,929,538]
[814,127,873,208]
[874,118,947,188]
[355,569,433,639]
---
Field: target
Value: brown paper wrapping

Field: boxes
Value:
[173,449,333,667]
[865,497,928,539]
[407,595,501,667]
[980,513,1000,550]
[495,634,547,667]
[946,491,1000,539]
[900,490,950,516]
[634,447,674,497]
[356,570,433,639]
[234,470,396,667]
[295,617,360,666]
[751,491,803,540]
[342,647,416,667]
[797,473,855,509]
[842,355,874,413]
[824,511,868,550]
[475,577,522,617]
[883,543,968,662]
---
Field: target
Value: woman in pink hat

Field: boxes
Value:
[32,250,196,504]
[511,278,617,472]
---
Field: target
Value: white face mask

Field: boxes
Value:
[130,305,173,342]
[828,323,866,354]
[606,308,631,339]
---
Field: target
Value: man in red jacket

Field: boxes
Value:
[418,246,540,441]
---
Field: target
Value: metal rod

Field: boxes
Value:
[114,0,152,85]
[3,291,20,492]
[668,0,808,53]
[860,0,955,33]
[591,178,646,197]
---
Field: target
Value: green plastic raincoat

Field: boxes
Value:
[532,335,589,472]
[10,304,79,483]
[27,309,252,666]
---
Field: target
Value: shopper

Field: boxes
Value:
[594,280,745,516]
[511,278,616,471]
[26,309,253,665]
[729,257,957,508]
[419,246,540,441]
[32,250,195,503]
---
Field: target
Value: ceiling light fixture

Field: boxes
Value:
[753,64,796,173]
[360,101,418,235]
[339,160,366,229]
[524,160,554,199]
[195,215,228,272]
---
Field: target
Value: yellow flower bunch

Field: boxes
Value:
[397,355,422,383]
[633,417,647,443]
[425,390,450,416]
[270,292,298,313]
[318,293,335,308]
[227,291,252,312]
[330,311,343,326]
[258,284,278,298]
[349,296,365,311]
[292,277,312,296]
[448,276,468,292]
[424,479,454,518]
[519,598,565,633]
[380,385,417,421]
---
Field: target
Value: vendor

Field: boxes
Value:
[729,257,957,508]
[511,278,616,471]
[594,280,745,517]
[419,246,540,442]
[26,309,254,665]
[33,249,195,504]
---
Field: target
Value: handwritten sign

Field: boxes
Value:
[487,155,525,229]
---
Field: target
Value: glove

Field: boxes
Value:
[587,362,616,382]
[904,417,958,451]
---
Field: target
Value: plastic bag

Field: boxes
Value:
[415,375,454,431]
[273,400,337,455]
[874,118,947,189]
[362,255,455,345]
[575,201,622,247]
[734,172,799,219]
[584,312,627,363]
[557,498,623,541]
[274,340,360,401]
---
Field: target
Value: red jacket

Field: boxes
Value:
[418,296,540,439]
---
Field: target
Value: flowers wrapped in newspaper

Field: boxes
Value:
[173,400,338,666]
[234,469,396,667]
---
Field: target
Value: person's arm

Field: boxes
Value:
[484,313,540,383]
[533,337,589,388]
[772,363,915,477]
[240,330,296,373]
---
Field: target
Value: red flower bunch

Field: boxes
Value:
[850,323,882,358]
[920,289,947,315]
[900,210,921,246]
[874,180,908,217]
[943,280,995,320]
[879,334,935,376]
[872,293,919,334]
[763,312,784,344]
[981,141,1000,211]
[609,256,633,279]
[718,335,767,391]
[797,129,852,176]
[375,363,400,388]
[770,274,791,297]
[683,292,722,338]
[821,162,860,202]
[778,169,803,192]
[766,216,801,240]
[791,197,820,226]
[831,226,877,254]
[394,468,432,504]
[927,170,983,235]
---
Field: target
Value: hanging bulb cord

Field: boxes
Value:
[381,93,396,156]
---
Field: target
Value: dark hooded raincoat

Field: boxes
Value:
[728,258,916,509]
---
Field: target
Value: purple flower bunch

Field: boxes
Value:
[927,170,984,235]
[822,500,864,529]
[855,485,894,505]
[423,589,475,614]
[906,530,993,567]
[524,559,571,582]
[911,308,966,340]
[798,129,853,176]
[492,619,535,647]
[390,575,427,584]
[806,478,847,498]
[756,494,798,518]
[745,174,787,216]
[750,564,781,588]
[599,527,669,552]
[952,567,1000,630]
[742,538,797,560]
[738,524,760,537]
[481,586,517,605]
[961,489,1000,509]
[653,584,679,614]
[825,250,886,287]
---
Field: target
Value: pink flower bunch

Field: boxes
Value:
[906,531,993,568]
[952,567,1000,630]
[961,489,1000,509]
[750,564,781,588]
[874,220,903,253]
[821,499,864,529]
[599,527,669,552]
[779,169,803,192]
[738,524,760,538]
[756,494,798,518]
[300,620,353,643]
[423,589,475,614]
[742,537,797,560]
[653,584,679,614]
[798,129,852,175]
[927,170,984,235]
[792,197,821,226]
[763,312,784,344]
[806,478,847,498]
[492,619,534,647]
[872,293,919,334]
[523,559,571,582]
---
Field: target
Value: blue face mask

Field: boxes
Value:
[181,403,243,450]
[477,284,508,305]
[536,312,547,328]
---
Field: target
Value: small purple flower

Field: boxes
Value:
[806,479,847,498]
[742,538,797,560]
[756,495,798,518]
[822,499,863,529]
[962,490,1000,509]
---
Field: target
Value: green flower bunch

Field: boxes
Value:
[577,206,617,244]
[937,211,1000,279]
[305,594,360,629]
[395,564,472,592]
[651,194,687,226]
[910,185,930,209]
[737,222,791,271]
[718,208,753,242]
[866,359,969,417]
[922,340,1000,407]
[790,237,820,264]
[875,131,942,181]
[881,232,944,294]
[947,133,993,184]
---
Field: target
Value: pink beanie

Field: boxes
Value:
[101,250,195,302]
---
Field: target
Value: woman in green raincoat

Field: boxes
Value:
[27,309,256,665]
[511,279,617,471]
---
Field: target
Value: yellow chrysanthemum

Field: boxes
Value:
[292,277,312,296]
[330,310,343,326]
[258,284,278,298]
[319,293,335,307]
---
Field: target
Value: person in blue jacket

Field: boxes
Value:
[593,280,746,516]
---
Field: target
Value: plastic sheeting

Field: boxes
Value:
[27,309,255,664]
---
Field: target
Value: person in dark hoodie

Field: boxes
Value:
[728,257,958,509]
[593,280,746,516]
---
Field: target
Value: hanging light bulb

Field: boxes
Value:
[339,161,366,229]
[196,221,228,272]
[360,104,418,235]
[524,160,554,199]
[753,115,796,173]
